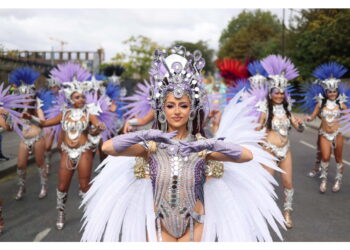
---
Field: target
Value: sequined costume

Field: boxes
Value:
[81,91,285,242]
[261,104,292,161]
[61,107,91,169]
[139,134,210,240]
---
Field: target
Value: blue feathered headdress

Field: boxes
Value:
[9,67,40,94]
[312,62,347,80]
[247,61,268,77]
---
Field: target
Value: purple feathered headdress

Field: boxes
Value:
[50,62,91,101]
[261,54,299,92]
[0,82,35,138]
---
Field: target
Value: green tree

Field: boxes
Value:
[111,35,162,80]
[218,9,282,60]
[170,40,215,75]
[286,9,350,79]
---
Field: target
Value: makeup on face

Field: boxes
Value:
[164,93,191,128]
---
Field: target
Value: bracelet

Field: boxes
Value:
[30,116,41,126]
[128,118,138,126]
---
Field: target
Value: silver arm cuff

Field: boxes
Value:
[128,118,138,126]
[30,116,41,126]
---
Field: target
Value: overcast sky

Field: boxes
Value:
[0,8,298,62]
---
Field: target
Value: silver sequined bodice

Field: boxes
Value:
[149,135,206,238]
[61,108,89,141]
[321,100,340,123]
[271,104,291,137]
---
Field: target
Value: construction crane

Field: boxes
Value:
[49,37,68,52]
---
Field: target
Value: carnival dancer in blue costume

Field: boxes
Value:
[257,55,305,229]
[5,67,50,200]
[303,62,350,193]
[80,46,285,242]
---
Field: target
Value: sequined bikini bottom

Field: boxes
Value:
[262,140,290,162]
[61,142,92,170]
[23,130,44,154]
[319,129,340,142]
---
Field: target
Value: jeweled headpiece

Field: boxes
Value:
[9,67,40,95]
[149,45,208,132]
[247,61,268,88]
[50,62,91,101]
[150,45,207,110]
[261,54,299,92]
[312,62,348,92]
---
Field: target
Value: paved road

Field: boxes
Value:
[0,126,349,242]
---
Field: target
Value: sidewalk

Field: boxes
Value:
[0,131,58,178]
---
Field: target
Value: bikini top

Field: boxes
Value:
[271,104,291,137]
[61,107,89,141]
[320,100,341,123]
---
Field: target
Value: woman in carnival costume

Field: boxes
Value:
[257,55,305,229]
[80,46,285,242]
[37,74,61,174]
[5,67,49,200]
[22,62,106,230]
[303,62,350,193]
[0,81,35,234]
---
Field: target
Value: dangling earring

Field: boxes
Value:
[158,111,167,132]
[188,110,196,135]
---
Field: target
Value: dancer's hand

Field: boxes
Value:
[304,115,312,122]
[97,122,106,131]
[141,129,178,144]
[178,138,218,155]
[179,137,242,160]
[0,108,8,115]
[123,120,134,134]
[22,112,32,120]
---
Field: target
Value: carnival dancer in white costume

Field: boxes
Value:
[303,62,350,193]
[5,68,49,200]
[80,46,285,242]
[257,55,305,229]
[22,62,106,230]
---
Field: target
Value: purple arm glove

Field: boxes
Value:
[112,129,177,152]
[179,138,242,160]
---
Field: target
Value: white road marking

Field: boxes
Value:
[299,140,350,166]
[33,227,51,242]
[299,140,317,149]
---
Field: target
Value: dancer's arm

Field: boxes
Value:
[291,114,305,132]
[0,114,12,131]
[256,112,267,131]
[102,129,176,157]
[22,112,62,127]
[206,147,253,163]
[305,103,321,122]
[89,114,106,131]
[179,138,253,163]
[123,110,154,133]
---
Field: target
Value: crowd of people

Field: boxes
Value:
[0,45,349,241]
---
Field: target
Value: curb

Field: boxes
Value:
[0,147,59,179]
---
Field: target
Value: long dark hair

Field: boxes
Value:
[266,91,291,130]
[320,90,343,111]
